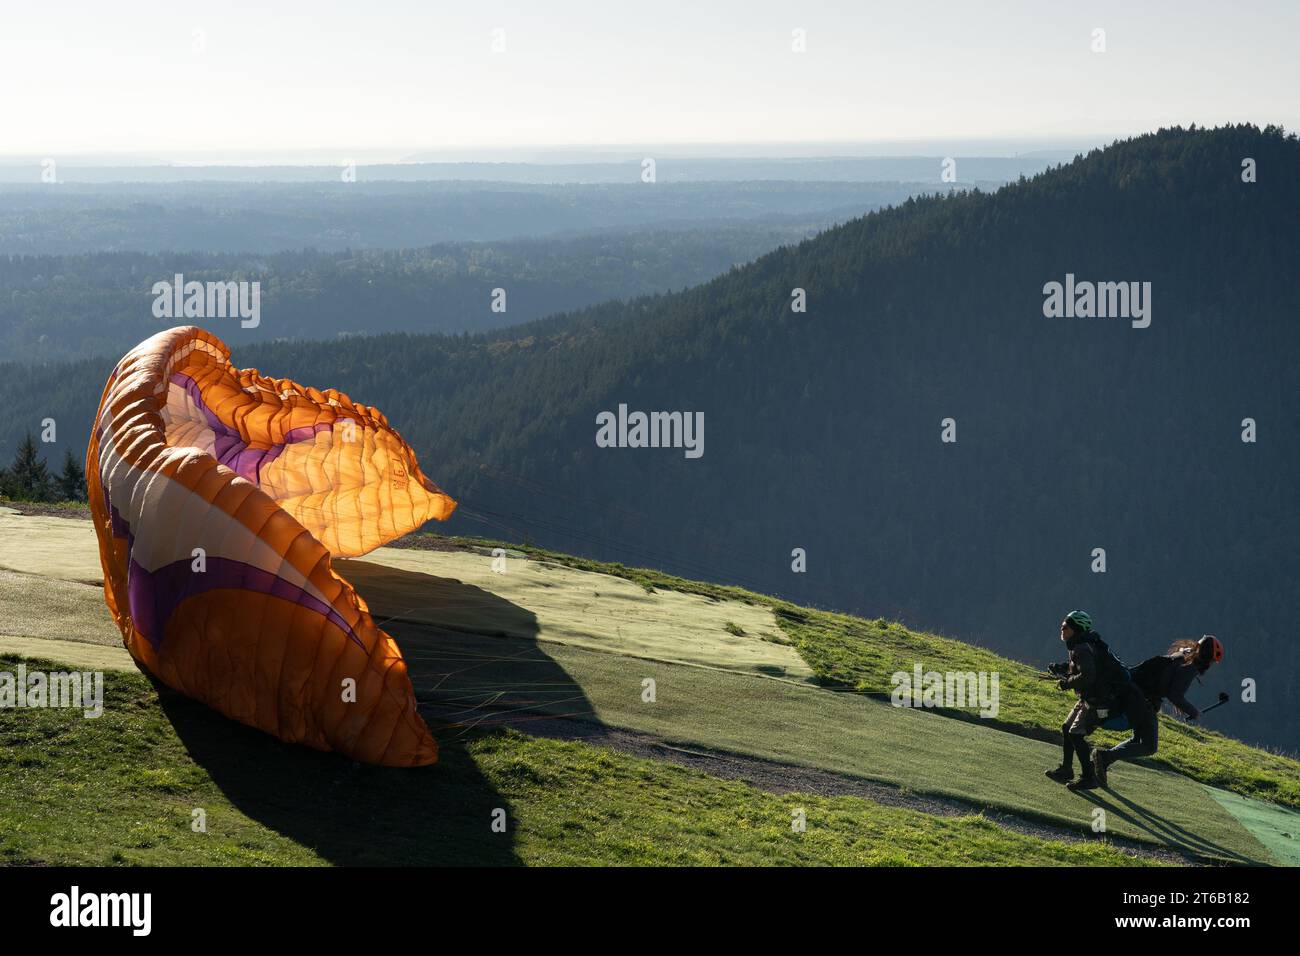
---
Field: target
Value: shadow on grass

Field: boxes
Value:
[1072,788,1260,865]
[158,561,600,866]
[341,558,603,734]
[157,688,520,865]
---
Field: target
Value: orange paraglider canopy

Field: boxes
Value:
[86,326,455,766]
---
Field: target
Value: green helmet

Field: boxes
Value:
[1065,610,1094,633]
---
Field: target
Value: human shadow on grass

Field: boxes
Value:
[1071,786,1259,864]
[158,561,600,866]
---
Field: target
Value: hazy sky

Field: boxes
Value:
[3,0,1296,158]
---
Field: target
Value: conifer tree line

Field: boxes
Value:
[0,432,86,503]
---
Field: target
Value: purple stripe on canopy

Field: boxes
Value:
[169,373,345,485]
[127,554,366,653]
[108,502,131,539]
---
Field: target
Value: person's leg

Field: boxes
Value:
[1065,704,1099,788]
[1047,702,1084,781]
[1101,693,1158,766]
[1072,729,1093,768]
[1060,703,1082,768]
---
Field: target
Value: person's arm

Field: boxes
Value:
[1166,666,1200,719]
[1061,645,1095,692]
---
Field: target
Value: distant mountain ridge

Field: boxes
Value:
[0,180,932,255]
[0,155,1055,185]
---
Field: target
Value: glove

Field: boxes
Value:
[1057,678,1069,691]
[1047,662,1067,676]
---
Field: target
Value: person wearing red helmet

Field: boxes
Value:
[1134,634,1224,718]
[1093,634,1225,786]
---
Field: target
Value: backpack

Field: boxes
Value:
[1079,631,1133,697]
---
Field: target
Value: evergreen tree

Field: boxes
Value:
[8,432,51,502]
[56,449,86,502]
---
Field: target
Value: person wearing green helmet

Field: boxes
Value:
[1064,610,1093,635]
[1043,610,1153,791]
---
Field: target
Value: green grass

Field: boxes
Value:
[775,609,1300,810]
[398,532,1300,810]
[480,733,1155,866]
[0,497,89,514]
[416,634,1271,862]
[0,655,1154,867]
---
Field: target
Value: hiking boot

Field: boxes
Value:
[1067,774,1100,792]
[1044,764,1074,784]
[1092,751,1109,789]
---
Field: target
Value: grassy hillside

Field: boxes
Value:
[2,506,1295,865]
[0,656,1150,867]
[398,533,1300,810]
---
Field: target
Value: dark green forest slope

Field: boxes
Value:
[5,125,1296,750]
[0,224,828,360]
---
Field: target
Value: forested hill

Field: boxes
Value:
[0,223,831,361]
[7,125,1298,750]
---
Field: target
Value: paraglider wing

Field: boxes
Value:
[86,326,455,766]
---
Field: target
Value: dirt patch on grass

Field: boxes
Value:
[0,500,91,520]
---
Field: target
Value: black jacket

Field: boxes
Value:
[1059,636,1100,699]
[1144,655,1202,718]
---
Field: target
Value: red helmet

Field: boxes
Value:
[1199,634,1224,664]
